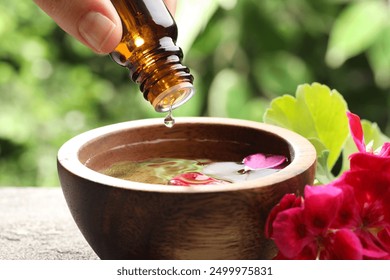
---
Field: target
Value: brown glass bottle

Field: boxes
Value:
[110,0,194,112]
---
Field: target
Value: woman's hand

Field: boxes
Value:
[34,0,177,54]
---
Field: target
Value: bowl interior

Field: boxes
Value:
[58,117,317,193]
[79,119,293,179]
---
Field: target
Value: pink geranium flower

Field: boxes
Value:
[269,185,364,259]
[266,111,390,260]
[334,170,390,259]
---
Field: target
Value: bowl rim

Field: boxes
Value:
[57,117,316,193]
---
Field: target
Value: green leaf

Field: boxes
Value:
[361,120,390,150]
[307,137,328,156]
[307,137,334,184]
[263,83,349,169]
[315,150,335,185]
[326,0,388,68]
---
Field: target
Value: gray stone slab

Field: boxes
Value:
[0,187,98,260]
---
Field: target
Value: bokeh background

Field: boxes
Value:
[1,0,389,186]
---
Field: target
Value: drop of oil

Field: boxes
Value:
[164,107,175,128]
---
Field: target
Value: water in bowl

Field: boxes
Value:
[100,157,282,186]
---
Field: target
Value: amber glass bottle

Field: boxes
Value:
[110,0,194,112]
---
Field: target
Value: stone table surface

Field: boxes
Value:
[0,187,99,260]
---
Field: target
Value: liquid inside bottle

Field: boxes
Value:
[110,0,195,112]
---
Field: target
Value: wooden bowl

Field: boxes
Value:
[57,117,316,259]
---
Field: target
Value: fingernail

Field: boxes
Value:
[79,12,116,53]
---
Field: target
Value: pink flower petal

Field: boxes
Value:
[168,172,228,186]
[321,229,363,260]
[347,111,366,153]
[242,153,286,170]
[379,143,390,157]
[377,227,390,254]
[303,185,342,235]
[341,170,389,214]
[273,244,317,260]
[349,152,390,172]
[330,183,360,228]
[356,230,390,259]
[265,193,302,238]
[272,207,313,258]
[338,171,390,227]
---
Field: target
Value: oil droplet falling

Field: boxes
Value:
[164,107,175,128]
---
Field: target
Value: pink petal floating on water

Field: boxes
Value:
[243,153,286,170]
[168,172,228,186]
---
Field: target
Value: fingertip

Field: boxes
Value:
[94,17,123,54]
[93,2,123,54]
[34,0,123,54]
[78,5,122,54]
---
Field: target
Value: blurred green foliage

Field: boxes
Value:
[0,0,389,186]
